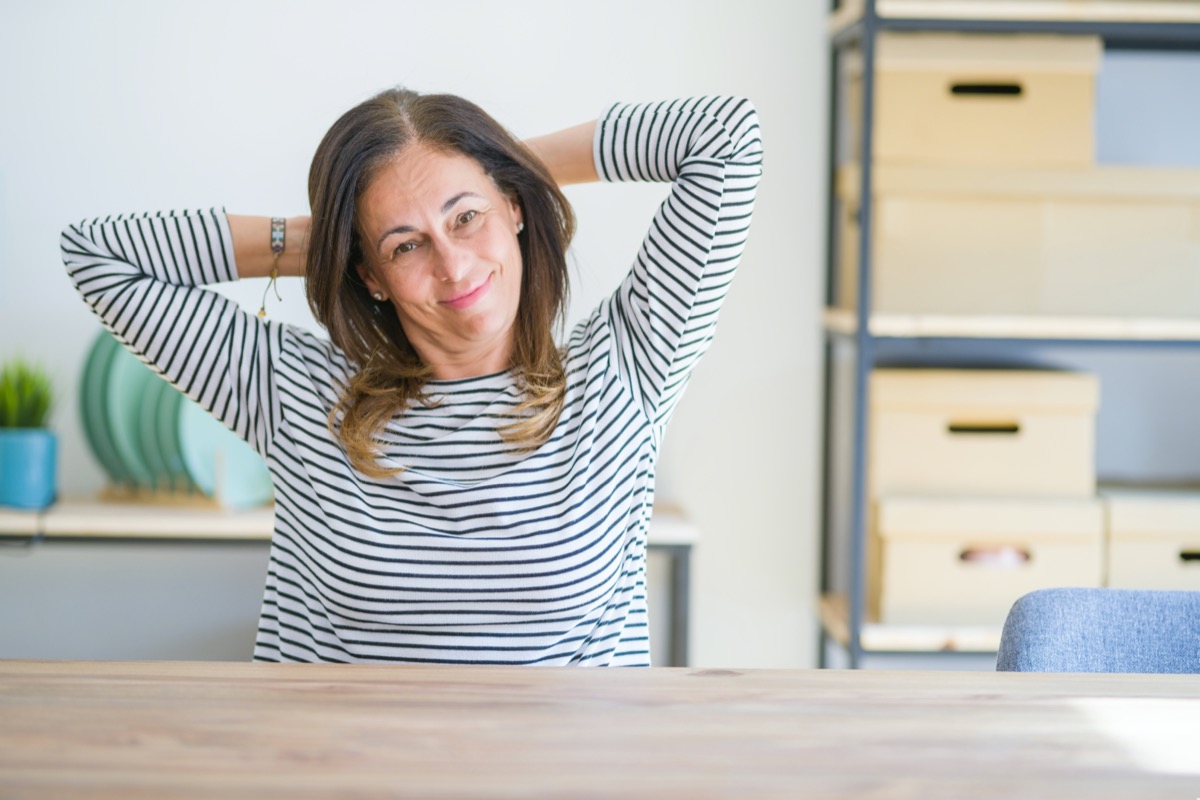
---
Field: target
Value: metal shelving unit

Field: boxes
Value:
[820,0,1200,668]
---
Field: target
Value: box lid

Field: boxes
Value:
[845,31,1102,75]
[837,0,1200,25]
[878,495,1104,539]
[1103,486,1200,536]
[837,164,1200,201]
[883,31,1101,73]
[870,369,1099,414]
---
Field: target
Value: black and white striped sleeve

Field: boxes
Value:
[594,96,762,427]
[60,209,281,457]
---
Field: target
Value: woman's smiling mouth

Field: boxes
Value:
[441,274,493,310]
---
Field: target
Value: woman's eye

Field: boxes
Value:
[457,210,477,226]
[393,241,417,257]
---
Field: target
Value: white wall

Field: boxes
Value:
[0,1,828,667]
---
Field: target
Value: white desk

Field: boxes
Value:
[0,500,698,665]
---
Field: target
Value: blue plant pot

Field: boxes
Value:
[0,429,57,509]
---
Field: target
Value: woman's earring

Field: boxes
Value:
[516,222,524,234]
[373,291,385,302]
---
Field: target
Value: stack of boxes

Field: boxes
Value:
[844,32,1200,626]
[867,368,1104,626]
[868,386,1200,626]
[1104,487,1200,591]
[838,32,1200,317]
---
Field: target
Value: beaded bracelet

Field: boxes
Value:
[257,217,285,319]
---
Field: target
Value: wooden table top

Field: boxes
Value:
[1,661,1197,799]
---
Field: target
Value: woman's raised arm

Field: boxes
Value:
[60,209,293,458]
[523,121,599,187]
[591,97,763,427]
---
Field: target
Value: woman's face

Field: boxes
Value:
[356,143,524,379]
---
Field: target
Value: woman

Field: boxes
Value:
[62,90,762,666]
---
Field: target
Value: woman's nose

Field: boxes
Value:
[431,239,471,283]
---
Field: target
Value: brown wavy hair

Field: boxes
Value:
[306,88,574,478]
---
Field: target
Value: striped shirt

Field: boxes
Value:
[61,96,762,666]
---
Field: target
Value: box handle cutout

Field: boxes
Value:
[1180,550,1200,563]
[950,82,1023,97]
[947,422,1020,435]
[960,546,1031,568]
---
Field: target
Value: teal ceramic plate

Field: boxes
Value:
[79,331,131,486]
[105,344,158,489]
[78,332,110,474]
[136,377,170,490]
[155,381,193,492]
[177,399,272,509]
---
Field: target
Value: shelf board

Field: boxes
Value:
[824,307,1200,342]
[0,498,696,546]
[832,0,1200,34]
[0,499,276,540]
[820,593,1001,653]
[0,507,39,536]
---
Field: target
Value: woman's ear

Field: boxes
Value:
[356,262,382,297]
[509,196,523,231]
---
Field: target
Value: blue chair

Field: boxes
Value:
[996,587,1200,673]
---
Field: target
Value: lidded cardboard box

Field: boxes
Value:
[870,369,1099,498]
[1103,487,1200,590]
[846,32,1101,167]
[870,495,1105,625]
[837,165,1200,316]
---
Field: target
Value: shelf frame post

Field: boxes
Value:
[845,0,880,670]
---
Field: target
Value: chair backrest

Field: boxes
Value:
[996,587,1200,673]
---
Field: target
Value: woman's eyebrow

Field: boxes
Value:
[376,192,485,248]
[441,191,482,214]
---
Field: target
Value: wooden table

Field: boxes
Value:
[2,661,1197,799]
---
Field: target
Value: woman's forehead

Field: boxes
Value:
[360,146,495,220]
[372,144,490,195]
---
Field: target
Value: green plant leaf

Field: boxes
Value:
[0,358,53,429]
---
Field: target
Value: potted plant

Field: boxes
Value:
[0,359,56,509]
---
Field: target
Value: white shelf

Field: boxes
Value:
[0,507,39,536]
[824,307,1200,341]
[820,593,1002,653]
[832,0,1200,35]
[823,0,1200,666]
[0,498,697,546]
[0,499,275,540]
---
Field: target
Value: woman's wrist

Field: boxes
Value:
[523,120,599,187]
[281,215,309,277]
[228,214,309,279]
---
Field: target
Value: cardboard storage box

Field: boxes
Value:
[837,165,1200,316]
[870,369,1098,498]
[846,32,1100,167]
[1104,487,1200,590]
[870,495,1105,626]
